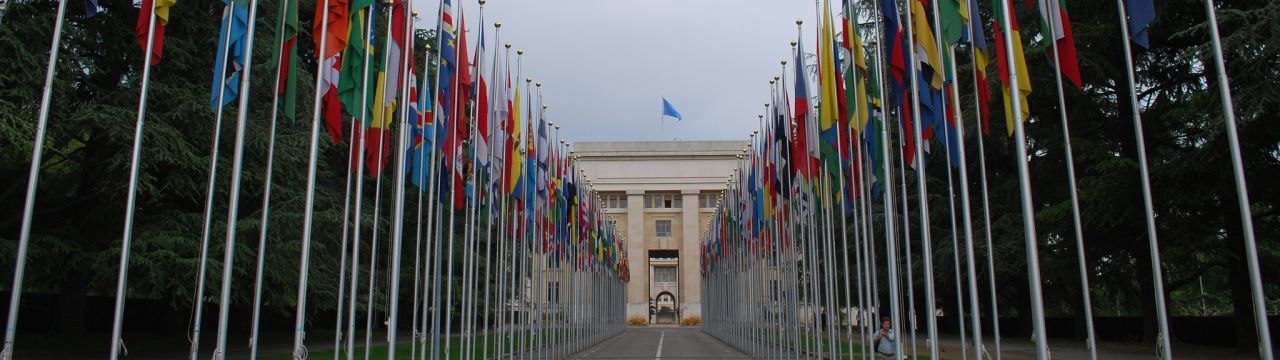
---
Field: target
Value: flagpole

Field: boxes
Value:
[2,0,70,357]
[943,44,987,360]
[109,1,162,356]
[211,0,261,358]
[479,21,503,360]
[189,5,239,357]
[1204,1,1273,357]
[901,0,941,356]
[1114,2,1172,358]
[244,0,294,356]
[407,14,428,360]
[995,0,1051,356]
[964,21,1004,360]
[361,1,394,353]
[386,0,419,355]
[427,2,449,359]
[295,0,336,351]
[1039,2,1098,357]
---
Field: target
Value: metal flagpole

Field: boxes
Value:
[426,1,451,356]
[2,0,70,357]
[334,86,362,360]
[944,45,987,360]
[345,4,377,357]
[995,0,1050,356]
[190,6,239,357]
[248,0,298,356]
[385,58,412,360]
[1038,2,1098,357]
[212,0,260,357]
[386,0,419,355]
[408,27,429,358]
[1113,2,1171,358]
[1203,1,1273,358]
[362,3,395,355]
[296,0,337,353]
[966,25,1004,360]
[109,1,162,356]
[479,23,503,360]
[900,0,941,357]
[923,1,969,356]
[938,100,970,360]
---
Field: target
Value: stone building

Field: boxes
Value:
[574,140,744,324]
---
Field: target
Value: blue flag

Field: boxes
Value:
[1124,0,1156,49]
[661,98,683,121]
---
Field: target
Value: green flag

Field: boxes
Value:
[273,0,298,120]
[338,8,375,122]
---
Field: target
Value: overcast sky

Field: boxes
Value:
[411,0,818,143]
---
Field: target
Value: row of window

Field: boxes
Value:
[594,192,722,209]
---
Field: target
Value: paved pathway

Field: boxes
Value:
[570,327,750,359]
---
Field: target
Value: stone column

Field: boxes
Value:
[625,190,648,321]
[680,189,702,319]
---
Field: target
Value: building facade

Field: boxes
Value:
[574,141,744,323]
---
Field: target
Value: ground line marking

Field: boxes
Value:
[654,331,665,360]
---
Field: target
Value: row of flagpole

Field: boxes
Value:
[5,0,634,358]
[698,0,1271,359]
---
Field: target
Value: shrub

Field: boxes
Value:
[627,316,648,326]
[681,316,702,326]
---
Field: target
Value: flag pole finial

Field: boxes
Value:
[494,22,501,28]
[505,43,511,49]
[796,19,803,25]
[526,78,532,84]
[517,49,523,55]
[536,82,542,87]
[478,0,485,5]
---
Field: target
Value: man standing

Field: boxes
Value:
[874,317,898,359]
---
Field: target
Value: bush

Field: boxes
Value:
[681,316,702,326]
[627,316,648,326]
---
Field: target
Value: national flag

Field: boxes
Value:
[661,98,683,120]
[506,77,524,195]
[791,33,817,180]
[1124,0,1155,49]
[273,0,299,121]
[474,20,491,170]
[992,0,1031,137]
[843,1,869,132]
[1035,0,1082,89]
[313,0,348,144]
[136,0,176,65]
[535,95,549,194]
[337,1,374,122]
[210,0,249,111]
[968,0,993,134]
[409,59,433,189]
[910,0,944,89]
[881,0,906,106]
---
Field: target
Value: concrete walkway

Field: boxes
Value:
[570,327,750,359]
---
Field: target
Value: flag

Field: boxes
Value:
[910,0,944,89]
[817,0,841,157]
[968,0,992,134]
[474,20,491,170]
[136,0,176,65]
[273,0,299,121]
[314,0,348,144]
[1036,0,1082,88]
[86,0,99,17]
[506,78,524,195]
[992,0,1031,137]
[661,97,682,120]
[338,2,374,121]
[843,1,869,133]
[881,0,906,106]
[791,33,818,180]
[536,95,549,194]
[1124,0,1155,49]
[210,0,249,111]
[409,60,433,188]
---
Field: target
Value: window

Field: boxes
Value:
[644,193,682,208]
[655,220,672,237]
[654,267,677,282]
[599,193,627,209]
[698,192,718,208]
